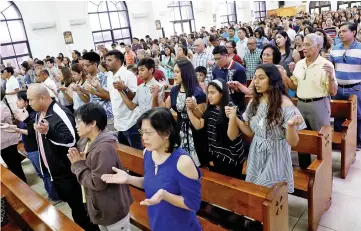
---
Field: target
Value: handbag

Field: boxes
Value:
[0,196,9,227]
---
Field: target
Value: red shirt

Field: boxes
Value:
[137,69,166,85]
[232,54,243,65]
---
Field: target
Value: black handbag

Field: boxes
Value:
[0,196,9,227]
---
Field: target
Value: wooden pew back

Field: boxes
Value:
[0,165,84,231]
[117,144,289,231]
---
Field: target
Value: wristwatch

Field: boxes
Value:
[122,87,130,94]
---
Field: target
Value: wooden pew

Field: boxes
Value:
[242,126,333,231]
[117,144,289,231]
[1,165,84,231]
[245,95,357,179]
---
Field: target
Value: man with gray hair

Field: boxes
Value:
[243,37,262,79]
[192,38,215,84]
[285,33,338,169]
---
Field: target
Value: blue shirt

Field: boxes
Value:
[222,32,229,38]
[143,147,202,231]
[227,36,240,43]
[330,40,361,84]
[89,72,114,118]
[212,60,247,112]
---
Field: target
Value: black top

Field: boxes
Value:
[19,109,38,152]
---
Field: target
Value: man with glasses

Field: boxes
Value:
[212,46,247,112]
[284,33,337,169]
[192,38,215,84]
[82,52,114,131]
[243,37,262,80]
[330,22,361,148]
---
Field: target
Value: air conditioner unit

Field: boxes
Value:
[131,12,148,19]
[70,19,87,26]
[31,22,56,31]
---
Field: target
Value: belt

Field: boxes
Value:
[338,82,361,88]
[298,97,326,103]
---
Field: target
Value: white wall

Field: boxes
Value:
[14,0,257,58]
[15,1,94,59]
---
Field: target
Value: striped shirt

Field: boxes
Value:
[192,52,215,85]
[330,40,361,85]
[244,48,262,80]
[203,107,246,167]
[324,27,337,39]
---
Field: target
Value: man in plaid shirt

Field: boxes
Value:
[192,38,215,84]
[243,37,262,80]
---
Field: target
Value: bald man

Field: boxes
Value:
[28,84,99,231]
[192,38,215,84]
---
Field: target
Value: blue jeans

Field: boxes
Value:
[118,123,143,150]
[333,86,361,144]
[27,151,60,201]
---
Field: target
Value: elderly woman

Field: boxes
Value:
[285,33,338,169]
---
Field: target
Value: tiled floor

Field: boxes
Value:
[21,150,361,231]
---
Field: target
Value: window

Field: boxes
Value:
[309,1,331,14]
[1,1,31,68]
[219,1,237,26]
[254,1,266,21]
[337,1,361,10]
[88,1,132,49]
[167,1,195,34]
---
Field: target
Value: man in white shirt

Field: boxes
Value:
[105,50,143,150]
[120,57,164,114]
[236,27,249,60]
[1,67,20,113]
[35,68,58,100]
[283,19,297,43]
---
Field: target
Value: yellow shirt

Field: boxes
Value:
[291,56,337,99]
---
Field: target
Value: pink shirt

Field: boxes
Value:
[0,102,19,150]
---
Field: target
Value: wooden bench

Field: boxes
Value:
[242,126,333,231]
[245,95,357,179]
[117,144,289,231]
[1,165,84,231]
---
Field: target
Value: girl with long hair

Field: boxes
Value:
[58,67,75,113]
[315,28,333,55]
[70,64,90,111]
[62,57,71,68]
[275,31,301,77]
[226,64,306,193]
[295,34,305,59]
[152,58,207,167]
[254,28,269,50]
[187,79,247,179]
[160,45,176,81]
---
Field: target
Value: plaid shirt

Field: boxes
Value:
[192,52,215,84]
[244,48,262,80]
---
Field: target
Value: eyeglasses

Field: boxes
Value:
[225,46,233,49]
[343,50,347,63]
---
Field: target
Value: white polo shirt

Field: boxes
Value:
[107,66,141,131]
[132,78,164,114]
[43,77,58,99]
[292,56,337,99]
[5,75,20,112]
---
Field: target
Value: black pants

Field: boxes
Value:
[209,160,246,180]
[1,144,27,183]
[53,176,99,231]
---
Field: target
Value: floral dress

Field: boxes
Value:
[161,56,175,81]
[243,103,306,193]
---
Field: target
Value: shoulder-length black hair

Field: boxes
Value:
[276,31,292,59]
[175,58,199,97]
[17,90,34,113]
[207,79,232,145]
[247,64,287,130]
[260,44,281,64]
[138,107,180,153]
[247,26,254,37]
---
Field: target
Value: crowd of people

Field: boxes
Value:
[1,7,361,231]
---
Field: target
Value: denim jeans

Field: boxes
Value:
[27,151,60,201]
[118,123,143,150]
[333,86,361,144]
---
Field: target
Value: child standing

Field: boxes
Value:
[195,66,207,94]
